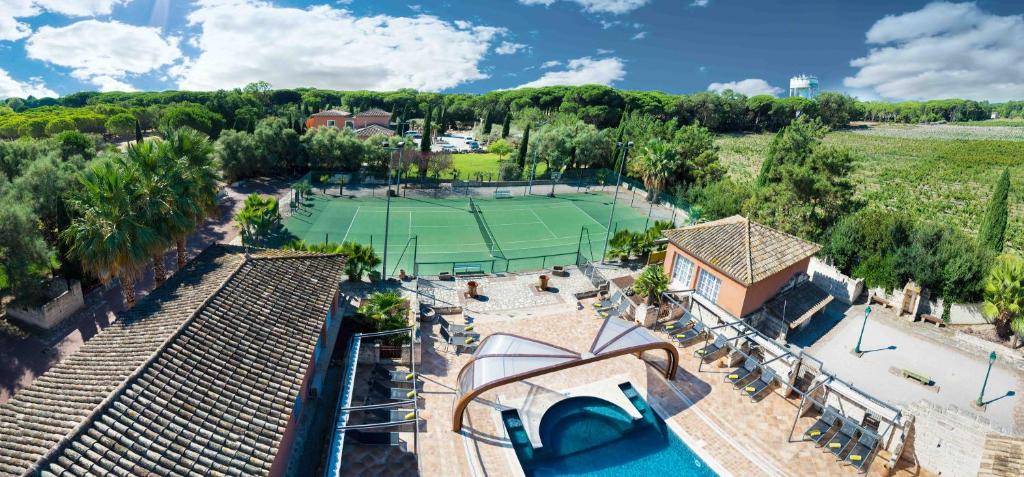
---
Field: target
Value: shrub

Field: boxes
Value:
[44,118,76,136]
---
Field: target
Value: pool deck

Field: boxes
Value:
[413,301,933,477]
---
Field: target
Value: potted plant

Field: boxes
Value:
[467,280,479,297]
[633,265,669,305]
[538,274,549,290]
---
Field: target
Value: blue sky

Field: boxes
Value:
[1,1,1023,101]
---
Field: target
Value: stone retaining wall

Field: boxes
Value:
[907,399,1003,477]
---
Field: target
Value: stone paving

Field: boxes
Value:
[412,298,932,477]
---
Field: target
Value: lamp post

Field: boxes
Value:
[854,305,872,355]
[381,140,406,280]
[975,351,997,407]
[600,141,633,264]
[527,150,538,195]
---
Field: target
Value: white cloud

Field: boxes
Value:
[690,0,709,6]
[596,48,614,54]
[516,56,625,88]
[0,67,56,98]
[0,0,130,41]
[518,0,650,15]
[540,60,562,69]
[25,20,180,89]
[844,2,1024,101]
[631,31,646,40]
[495,41,527,55]
[90,75,136,92]
[707,78,782,96]
[173,1,501,91]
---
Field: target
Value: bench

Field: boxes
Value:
[453,264,484,275]
[920,314,945,327]
[901,368,932,386]
[494,189,512,199]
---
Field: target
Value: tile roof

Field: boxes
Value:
[354,124,395,138]
[0,245,345,477]
[662,215,820,286]
[354,108,390,117]
[310,109,351,117]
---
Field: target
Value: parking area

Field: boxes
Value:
[410,130,482,153]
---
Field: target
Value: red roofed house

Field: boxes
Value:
[661,215,826,325]
[305,108,394,138]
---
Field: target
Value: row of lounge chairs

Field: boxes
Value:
[349,366,421,450]
[803,405,880,473]
[438,315,479,354]
[725,357,777,402]
[592,290,633,320]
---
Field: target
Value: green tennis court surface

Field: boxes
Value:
[281,192,651,275]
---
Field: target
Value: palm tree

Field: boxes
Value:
[636,138,679,202]
[164,127,218,269]
[122,142,184,284]
[338,241,381,281]
[981,254,1024,348]
[62,160,160,307]
[634,265,669,305]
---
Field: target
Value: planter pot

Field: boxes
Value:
[399,269,408,281]
[552,265,568,277]
[439,272,453,281]
[467,281,479,297]
[368,271,381,282]
[538,274,549,290]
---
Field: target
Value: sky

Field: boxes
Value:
[1,0,1023,101]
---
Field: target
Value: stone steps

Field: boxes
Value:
[977,434,1024,477]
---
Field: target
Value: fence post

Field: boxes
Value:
[325,233,328,245]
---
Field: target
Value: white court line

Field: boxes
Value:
[570,201,608,231]
[341,206,360,243]
[529,209,558,239]
[408,211,412,236]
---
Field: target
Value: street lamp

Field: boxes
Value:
[600,141,633,264]
[381,140,406,281]
[527,149,538,195]
[854,305,872,355]
[975,351,997,407]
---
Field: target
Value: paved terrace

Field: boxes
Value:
[410,279,933,476]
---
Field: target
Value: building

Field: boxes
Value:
[0,245,346,476]
[661,215,822,319]
[789,74,819,98]
[305,108,394,138]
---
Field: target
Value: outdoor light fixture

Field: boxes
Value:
[854,305,872,355]
[975,351,997,407]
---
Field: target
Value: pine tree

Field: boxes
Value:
[516,124,530,169]
[979,168,1010,252]
[420,104,433,154]
[437,102,448,135]
[501,112,511,138]
[135,120,144,144]
[482,109,493,135]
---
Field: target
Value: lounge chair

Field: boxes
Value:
[673,321,706,346]
[741,367,776,401]
[726,357,761,387]
[662,311,695,333]
[695,334,728,360]
[804,406,841,445]
[439,316,472,335]
[843,429,880,472]
[594,290,624,312]
[824,420,859,459]
[347,429,400,447]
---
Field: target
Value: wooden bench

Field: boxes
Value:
[920,314,945,327]
[453,264,484,275]
[494,189,512,199]
[901,368,932,386]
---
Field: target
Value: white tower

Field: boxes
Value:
[789,75,819,98]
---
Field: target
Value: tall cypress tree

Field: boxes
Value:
[135,120,144,144]
[516,124,530,169]
[420,104,433,154]
[979,168,1011,252]
[482,109,493,135]
[501,112,511,138]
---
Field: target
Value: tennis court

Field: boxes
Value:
[281,192,652,275]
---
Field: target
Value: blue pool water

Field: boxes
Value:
[502,383,717,476]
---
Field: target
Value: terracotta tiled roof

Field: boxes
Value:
[310,109,351,117]
[0,245,345,476]
[354,124,395,138]
[354,108,390,117]
[662,215,820,286]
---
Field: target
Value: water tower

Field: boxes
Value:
[789,74,819,98]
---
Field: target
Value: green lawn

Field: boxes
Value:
[717,130,1024,249]
[953,119,1024,127]
[413,153,548,180]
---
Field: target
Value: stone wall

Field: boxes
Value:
[6,279,84,330]
[807,257,863,304]
[907,399,1002,477]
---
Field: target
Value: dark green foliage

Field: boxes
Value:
[234,194,280,245]
[978,169,1010,252]
[482,109,493,135]
[0,198,51,294]
[160,103,225,137]
[686,178,750,221]
[501,112,511,138]
[420,104,433,153]
[105,113,136,138]
[517,123,530,169]
[135,120,144,143]
[54,130,96,161]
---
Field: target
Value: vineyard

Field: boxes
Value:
[718,124,1024,250]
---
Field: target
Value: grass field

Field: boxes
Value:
[718,126,1024,249]
[953,119,1024,128]
[280,192,648,275]
[412,153,549,180]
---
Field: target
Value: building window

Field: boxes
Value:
[696,269,721,302]
[345,120,355,129]
[327,120,336,127]
[671,254,694,288]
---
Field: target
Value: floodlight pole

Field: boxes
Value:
[854,306,872,354]
[528,150,538,196]
[381,141,405,280]
[601,141,632,264]
[975,351,997,407]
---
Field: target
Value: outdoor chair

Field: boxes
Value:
[674,321,706,346]
[439,316,473,335]
[726,357,761,387]
[824,420,860,459]
[843,429,880,472]
[741,367,777,402]
[662,310,695,333]
[390,387,421,401]
[605,299,633,320]
[439,326,479,354]
[804,406,842,445]
[695,334,728,360]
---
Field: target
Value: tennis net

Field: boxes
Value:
[470,200,504,258]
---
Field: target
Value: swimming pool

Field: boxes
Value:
[502,383,717,476]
